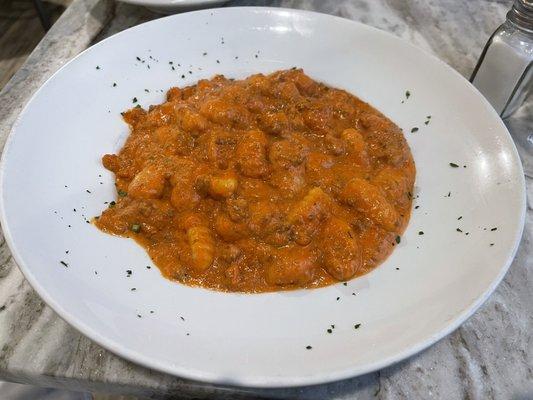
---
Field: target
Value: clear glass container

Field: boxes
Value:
[471,0,533,119]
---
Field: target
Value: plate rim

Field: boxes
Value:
[116,0,229,9]
[0,6,527,388]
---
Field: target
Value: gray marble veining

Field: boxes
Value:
[0,0,532,399]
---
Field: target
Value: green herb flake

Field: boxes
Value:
[395,235,401,244]
[456,228,463,233]
[306,345,312,350]
[131,224,141,233]
[109,201,116,208]
[491,227,498,231]
[354,323,361,329]
[449,162,459,168]
[418,231,424,235]
[327,329,332,334]
[112,83,117,87]
[411,127,419,133]
[118,189,127,197]
[458,216,463,220]
[132,97,138,103]
[96,66,100,70]
[60,260,69,267]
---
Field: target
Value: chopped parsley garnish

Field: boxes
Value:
[109,201,116,207]
[131,287,137,291]
[354,323,361,329]
[456,228,463,232]
[132,97,138,103]
[418,231,424,235]
[327,329,332,334]
[306,345,312,350]
[96,66,100,70]
[491,227,498,231]
[405,90,411,99]
[118,189,127,197]
[395,235,401,244]
[458,216,463,220]
[410,127,419,133]
[131,224,141,233]
[112,83,117,87]
[60,261,68,267]
[449,162,459,168]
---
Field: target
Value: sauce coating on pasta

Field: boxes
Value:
[96,69,415,292]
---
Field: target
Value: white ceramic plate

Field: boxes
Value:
[0,8,525,388]
[117,0,229,14]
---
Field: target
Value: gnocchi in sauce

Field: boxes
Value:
[96,69,415,292]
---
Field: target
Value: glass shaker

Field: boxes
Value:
[471,0,532,119]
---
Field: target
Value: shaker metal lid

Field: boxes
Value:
[508,0,533,31]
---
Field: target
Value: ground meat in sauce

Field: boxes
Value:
[95,69,415,293]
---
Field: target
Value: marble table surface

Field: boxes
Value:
[0,0,532,398]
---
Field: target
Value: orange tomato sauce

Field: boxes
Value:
[96,69,415,292]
